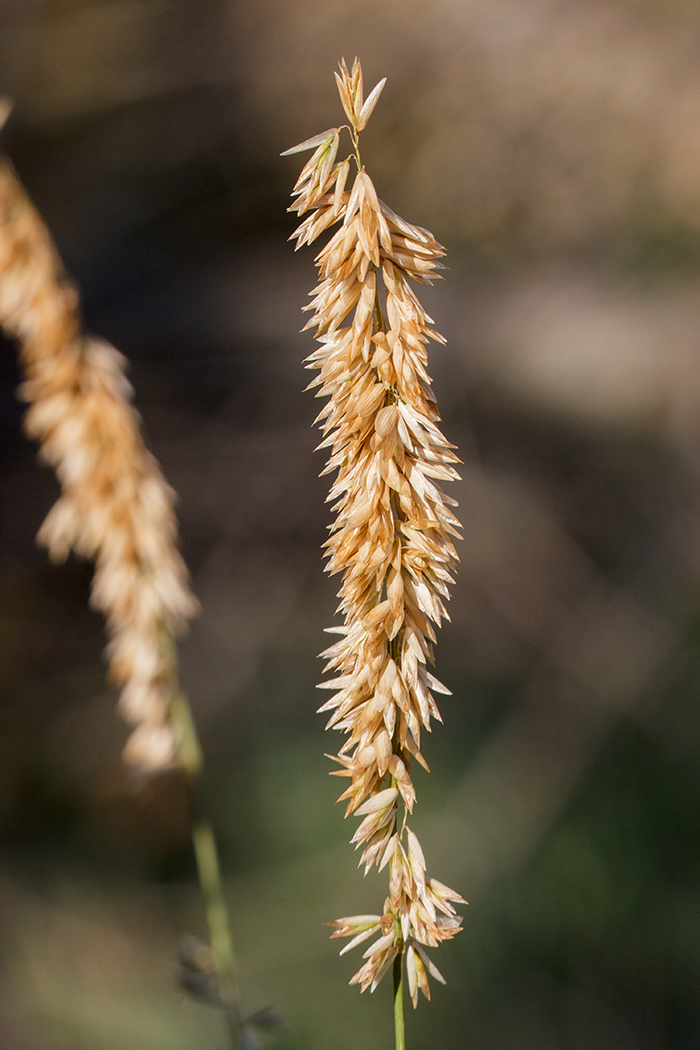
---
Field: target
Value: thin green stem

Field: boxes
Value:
[374,283,386,334]
[169,689,203,776]
[168,684,244,1048]
[393,950,406,1050]
[192,819,244,1043]
[350,126,363,171]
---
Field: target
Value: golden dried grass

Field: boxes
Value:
[285,59,464,1005]
[0,112,197,774]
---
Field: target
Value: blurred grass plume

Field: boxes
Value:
[0,108,197,774]
[0,102,261,1050]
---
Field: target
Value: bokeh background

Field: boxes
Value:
[2,1,700,1047]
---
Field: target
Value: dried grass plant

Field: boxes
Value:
[284,59,465,1047]
[0,100,266,1050]
[0,99,196,776]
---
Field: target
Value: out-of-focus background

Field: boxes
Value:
[2,1,700,1048]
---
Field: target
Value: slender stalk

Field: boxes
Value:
[350,125,363,171]
[0,121,247,1047]
[168,689,204,776]
[393,951,406,1050]
[169,687,244,1047]
[192,819,244,1044]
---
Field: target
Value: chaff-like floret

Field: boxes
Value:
[285,59,464,1002]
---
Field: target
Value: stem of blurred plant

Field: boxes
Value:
[0,114,254,1048]
[393,952,406,1050]
[169,688,245,1048]
[192,820,245,1045]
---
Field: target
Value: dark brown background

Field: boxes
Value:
[2,1,700,1048]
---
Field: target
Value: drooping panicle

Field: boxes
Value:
[285,58,464,1003]
[0,123,197,773]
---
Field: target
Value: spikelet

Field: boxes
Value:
[0,108,198,774]
[285,60,464,1003]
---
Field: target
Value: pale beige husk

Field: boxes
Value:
[0,115,197,773]
[286,59,464,1004]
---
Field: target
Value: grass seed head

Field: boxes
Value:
[0,156,197,775]
[286,59,464,1000]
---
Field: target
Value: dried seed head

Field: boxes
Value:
[0,155,197,775]
[286,58,463,1001]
